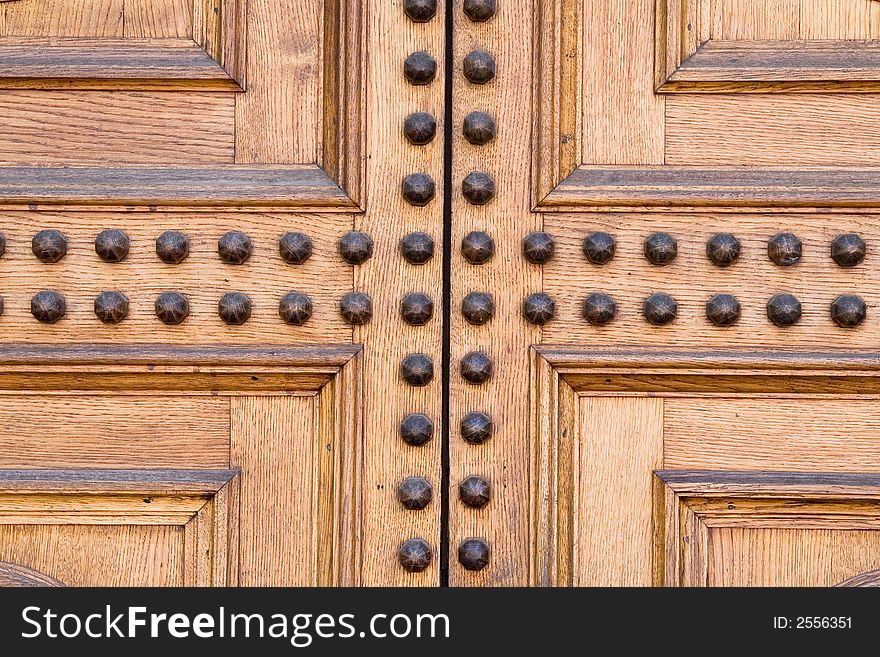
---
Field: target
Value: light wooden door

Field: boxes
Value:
[448,0,880,586]
[0,0,444,586]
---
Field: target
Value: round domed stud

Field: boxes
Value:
[338,231,374,265]
[279,232,313,265]
[644,232,678,266]
[155,291,190,325]
[400,232,435,265]
[93,291,129,324]
[32,229,68,263]
[831,295,866,328]
[460,411,493,445]
[458,538,490,571]
[643,292,678,326]
[766,293,802,327]
[463,0,497,22]
[706,293,741,327]
[30,290,66,323]
[706,233,741,267]
[218,230,252,265]
[398,476,433,510]
[522,231,556,264]
[398,538,433,573]
[768,232,802,266]
[522,292,555,325]
[155,230,190,264]
[402,173,436,206]
[403,112,437,145]
[0,232,6,259]
[830,233,866,268]
[94,229,130,263]
[340,291,373,326]
[463,49,496,84]
[401,293,434,326]
[462,111,497,145]
[404,51,437,85]
[582,231,616,265]
[401,353,434,387]
[460,351,493,385]
[400,413,434,447]
[403,0,437,22]
[462,171,496,205]
[459,475,491,509]
[218,291,252,325]
[461,291,495,326]
[461,231,495,264]
[582,292,617,326]
[279,292,313,325]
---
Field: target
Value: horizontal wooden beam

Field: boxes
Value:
[0,468,239,494]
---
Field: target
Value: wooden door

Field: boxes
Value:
[0,0,444,586]
[449,0,880,586]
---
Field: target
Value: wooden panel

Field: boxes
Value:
[664,398,880,473]
[0,0,124,37]
[799,0,880,39]
[0,396,229,469]
[574,397,662,586]
[719,0,800,40]
[666,95,880,166]
[124,0,192,38]
[0,91,234,165]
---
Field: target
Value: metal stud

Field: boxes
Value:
[766,293,802,327]
[522,231,556,264]
[32,229,68,263]
[339,231,374,265]
[582,292,617,326]
[831,295,866,328]
[155,292,190,325]
[462,171,496,205]
[217,231,252,265]
[582,231,616,265]
[463,0,496,22]
[401,353,434,386]
[706,233,741,267]
[461,291,495,326]
[340,292,373,325]
[400,413,434,447]
[643,292,678,325]
[400,232,435,265]
[458,538,490,571]
[398,538,433,573]
[461,231,495,264]
[218,292,252,325]
[279,292,313,325]
[403,112,437,145]
[404,51,437,85]
[93,291,129,324]
[463,49,496,84]
[31,290,66,323]
[460,351,493,385]
[768,232,802,266]
[155,230,190,264]
[460,411,493,445]
[644,232,678,266]
[459,475,491,509]
[0,295,3,316]
[830,233,866,268]
[402,173,436,206]
[279,232,313,265]
[398,477,433,510]
[403,0,437,22]
[401,293,434,326]
[0,232,5,259]
[462,111,497,145]
[94,229,130,263]
[522,292,555,325]
[705,293,741,327]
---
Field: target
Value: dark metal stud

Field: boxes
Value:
[461,291,495,326]
[706,233,741,267]
[339,231,374,265]
[462,111,497,145]
[462,171,496,205]
[766,293,802,327]
[644,232,678,266]
[0,295,3,316]
[93,291,129,324]
[32,230,67,263]
[458,538,490,571]
[582,292,617,326]
[403,0,437,22]
[279,292,313,325]
[463,49,496,84]
[522,292,555,325]
[155,291,189,325]
[705,293,741,327]
[831,233,866,268]
[461,351,493,385]
[402,173,436,206]
[401,293,434,326]
[461,231,495,264]
[831,295,866,328]
[522,231,556,264]
[218,291,252,325]
[401,353,434,386]
[403,112,437,145]
[398,538,433,573]
[400,232,435,265]
[463,0,496,22]
[404,51,437,85]
[459,475,491,509]
[400,413,434,447]
[643,292,678,325]
[340,292,373,325]
[31,290,66,323]
[155,230,190,264]
[0,232,5,259]
[218,231,252,265]
[398,476,433,510]
[279,232,313,265]
[460,411,493,445]
[768,232,802,266]
[582,231,616,265]
[94,229,130,263]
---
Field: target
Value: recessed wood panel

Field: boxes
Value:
[0,0,125,37]
[124,0,192,38]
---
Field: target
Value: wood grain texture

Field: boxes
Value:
[800,0,880,40]
[719,0,800,40]
[0,0,124,37]
[836,568,880,586]
[0,561,65,587]
[123,0,192,38]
